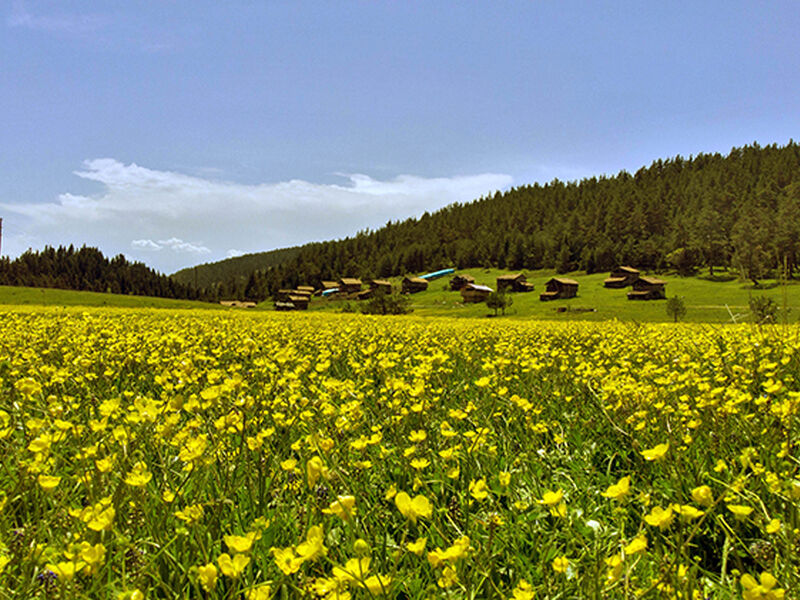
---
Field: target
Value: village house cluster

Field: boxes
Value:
[238,265,668,311]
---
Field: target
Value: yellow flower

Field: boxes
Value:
[47,560,86,580]
[498,471,511,487]
[224,531,261,554]
[322,495,357,520]
[727,504,753,520]
[640,442,669,461]
[691,485,714,507]
[552,556,569,574]
[245,584,272,600]
[395,492,432,523]
[765,518,781,534]
[675,504,704,521]
[740,571,785,600]
[408,430,427,443]
[407,537,427,555]
[605,554,623,583]
[307,455,325,487]
[332,557,371,583]
[271,547,302,575]
[197,562,218,591]
[37,474,61,491]
[217,552,250,577]
[79,542,106,570]
[175,504,204,525]
[602,476,630,501]
[538,488,564,506]
[296,525,327,562]
[511,579,534,600]
[124,462,153,487]
[427,536,470,567]
[644,505,674,530]
[280,458,297,471]
[437,565,458,588]
[624,534,648,555]
[363,574,392,595]
[469,478,489,501]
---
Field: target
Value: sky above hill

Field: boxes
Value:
[2,1,799,273]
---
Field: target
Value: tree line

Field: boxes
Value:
[205,141,800,302]
[0,245,211,301]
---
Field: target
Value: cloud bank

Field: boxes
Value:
[0,159,512,273]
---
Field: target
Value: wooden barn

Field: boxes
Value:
[604,266,641,288]
[219,300,257,308]
[539,277,579,301]
[627,277,666,300]
[338,278,363,294]
[497,273,535,292]
[274,289,294,302]
[461,283,493,303]
[402,277,429,294]
[320,280,338,292]
[370,279,393,294]
[450,273,475,291]
[287,294,310,310]
[296,285,316,295]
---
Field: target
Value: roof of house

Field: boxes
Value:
[639,276,666,285]
[604,277,626,283]
[339,278,362,286]
[616,266,640,274]
[371,279,392,286]
[464,283,493,292]
[549,277,579,285]
[404,277,428,284]
[321,280,338,288]
[497,273,525,281]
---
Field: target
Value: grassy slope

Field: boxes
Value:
[0,286,230,310]
[296,268,799,323]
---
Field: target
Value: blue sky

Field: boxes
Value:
[2,1,799,273]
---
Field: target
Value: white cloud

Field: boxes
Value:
[7,1,108,35]
[226,249,245,259]
[0,159,512,273]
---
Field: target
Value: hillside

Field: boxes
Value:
[281,268,797,324]
[176,141,800,300]
[0,285,225,310]
[171,246,302,289]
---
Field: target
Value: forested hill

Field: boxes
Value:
[171,246,301,289]
[0,245,210,301]
[179,141,800,301]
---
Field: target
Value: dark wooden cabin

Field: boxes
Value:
[627,277,666,300]
[604,266,641,288]
[539,277,579,301]
[450,274,475,291]
[497,273,535,292]
[402,277,429,294]
[338,278,363,294]
[460,283,493,303]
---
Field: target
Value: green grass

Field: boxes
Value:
[297,268,800,323]
[0,285,225,310]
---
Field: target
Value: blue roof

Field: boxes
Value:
[420,268,455,280]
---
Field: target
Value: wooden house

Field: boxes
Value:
[320,280,338,292]
[402,277,429,294]
[274,289,294,302]
[338,278,363,294]
[296,285,316,295]
[220,300,257,308]
[370,279,392,294]
[604,266,641,288]
[497,273,535,293]
[450,274,475,291]
[287,294,309,310]
[627,276,666,300]
[461,283,493,303]
[539,277,579,301]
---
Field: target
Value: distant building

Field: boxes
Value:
[460,283,493,303]
[338,278,363,294]
[450,274,475,291]
[627,277,666,300]
[604,266,641,288]
[320,280,339,291]
[370,279,393,294]
[497,273,535,293]
[539,277,579,301]
[402,277,429,294]
[220,300,257,308]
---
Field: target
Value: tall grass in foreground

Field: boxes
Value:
[0,309,796,598]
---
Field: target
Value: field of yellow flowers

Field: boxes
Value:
[0,307,796,599]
